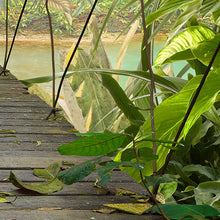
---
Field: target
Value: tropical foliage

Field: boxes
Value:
[3,0,220,218]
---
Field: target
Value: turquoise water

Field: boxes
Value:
[0,40,190,87]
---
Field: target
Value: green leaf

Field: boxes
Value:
[115,68,220,181]
[58,133,125,156]
[121,147,158,162]
[195,181,220,205]
[152,204,220,219]
[145,175,175,187]
[200,0,220,17]
[0,196,12,203]
[169,0,202,41]
[33,163,60,180]
[154,26,215,67]
[145,0,198,27]
[9,171,63,194]
[96,161,144,185]
[57,157,102,185]
[213,9,220,25]
[192,34,220,68]
[182,165,216,180]
[0,129,16,134]
[158,181,178,200]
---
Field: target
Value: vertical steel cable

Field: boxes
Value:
[1,0,9,76]
[2,0,28,74]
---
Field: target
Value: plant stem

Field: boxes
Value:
[154,41,220,194]
[140,0,157,177]
[46,0,99,120]
[132,139,169,220]
[45,0,56,113]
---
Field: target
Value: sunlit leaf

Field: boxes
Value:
[85,103,93,132]
[104,203,152,215]
[58,133,125,156]
[115,68,220,181]
[154,26,215,67]
[192,34,220,68]
[145,0,197,27]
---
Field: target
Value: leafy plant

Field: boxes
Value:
[5,0,220,218]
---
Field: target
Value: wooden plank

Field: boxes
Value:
[0,170,134,183]
[0,142,65,151]
[0,95,43,102]
[0,195,144,210]
[0,182,146,196]
[0,155,95,169]
[0,210,163,220]
[0,125,74,134]
[0,106,50,113]
[0,133,76,142]
[0,100,51,107]
[0,112,52,119]
[0,119,72,127]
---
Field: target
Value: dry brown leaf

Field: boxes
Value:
[156,193,165,204]
[135,198,150,203]
[104,203,152,215]
[115,188,136,196]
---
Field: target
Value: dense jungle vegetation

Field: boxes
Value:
[1,0,220,219]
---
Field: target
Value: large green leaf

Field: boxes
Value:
[213,9,220,25]
[152,204,220,219]
[62,45,116,132]
[192,34,220,68]
[169,0,202,40]
[194,181,220,206]
[21,68,187,93]
[96,161,144,185]
[58,133,125,156]
[145,0,197,27]
[115,68,220,181]
[154,26,215,67]
[9,164,63,194]
[57,157,102,185]
[182,164,216,180]
[200,0,220,17]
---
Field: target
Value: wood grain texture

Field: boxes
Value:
[0,74,163,219]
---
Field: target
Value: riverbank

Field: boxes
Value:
[0,32,168,47]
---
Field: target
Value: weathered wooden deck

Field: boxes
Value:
[0,74,163,220]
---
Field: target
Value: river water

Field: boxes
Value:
[0,40,189,90]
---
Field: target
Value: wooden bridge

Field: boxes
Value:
[0,74,163,220]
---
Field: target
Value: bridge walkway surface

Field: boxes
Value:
[0,74,163,220]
